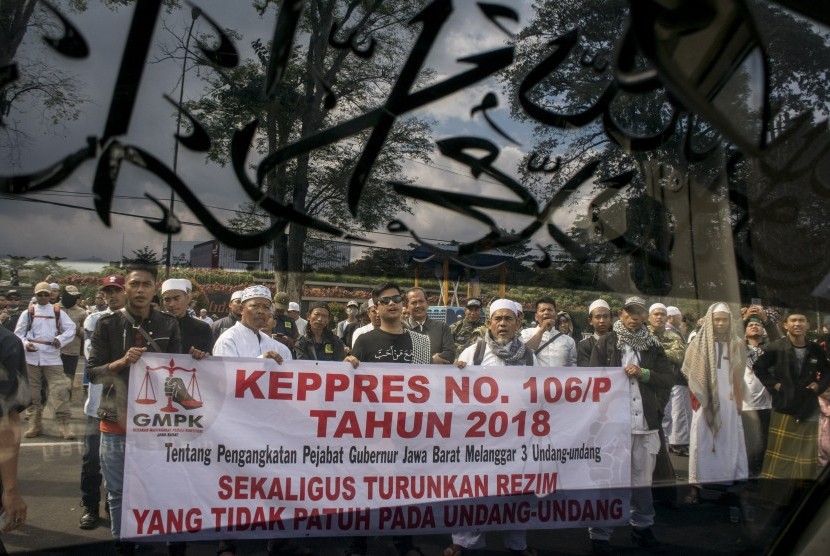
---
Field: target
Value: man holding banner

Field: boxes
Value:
[212,285,294,556]
[88,265,182,555]
[352,282,431,367]
[448,298,537,556]
[348,281,430,556]
[588,296,674,554]
[213,286,292,363]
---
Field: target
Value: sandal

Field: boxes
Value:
[683,487,700,505]
[443,544,465,556]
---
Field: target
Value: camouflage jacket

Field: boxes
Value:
[648,325,686,367]
[449,318,485,355]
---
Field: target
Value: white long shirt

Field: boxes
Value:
[213,321,293,360]
[621,344,649,433]
[14,303,76,366]
[520,327,577,366]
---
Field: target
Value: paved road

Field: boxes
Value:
[3,393,779,555]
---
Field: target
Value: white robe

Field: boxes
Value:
[689,342,748,484]
[213,321,293,360]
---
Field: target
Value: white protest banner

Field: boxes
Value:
[122,353,631,541]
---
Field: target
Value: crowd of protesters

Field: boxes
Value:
[2,270,830,556]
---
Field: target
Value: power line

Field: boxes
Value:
[2,183,556,254]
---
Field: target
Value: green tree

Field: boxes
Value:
[127,246,161,266]
[344,247,410,279]
[184,0,433,304]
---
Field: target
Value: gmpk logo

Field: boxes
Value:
[136,358,203,413]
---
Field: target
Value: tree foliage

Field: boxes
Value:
[343,247,410,279]
[227,201,269,235]
[127,246,162,266]
[183,0,434,302]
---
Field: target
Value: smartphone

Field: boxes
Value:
[751,297,762,306]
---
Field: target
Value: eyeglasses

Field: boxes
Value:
[377,295,403,305]
[35,292,51,297]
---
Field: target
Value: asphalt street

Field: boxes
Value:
[3,389,782,555]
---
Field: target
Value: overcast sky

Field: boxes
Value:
[0,0,591,266]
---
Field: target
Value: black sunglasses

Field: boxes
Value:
[377,295,403,305]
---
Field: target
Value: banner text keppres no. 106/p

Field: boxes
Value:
[122,354,631,541]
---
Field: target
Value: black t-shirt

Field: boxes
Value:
[352,329,414,363]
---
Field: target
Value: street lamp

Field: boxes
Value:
[165,5,202,278]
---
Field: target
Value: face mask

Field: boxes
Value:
[62,293,79,309]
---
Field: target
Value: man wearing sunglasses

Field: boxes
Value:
[348,281,430,556]
[351,283,432,367]
[1,290,23,332]
[14,281,76,439]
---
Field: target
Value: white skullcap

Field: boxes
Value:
[161,278,191,294]
[489,299,515,314]
[242,285,272,303]
[230,290,244,301]
[49,282,60,290]
[666,306,681,316]
[367,298,375,308]
[712,302,730,314]
[514,301,524,315]
[649,302,667,314]
[588,299,610,315]
[288,302,300,312]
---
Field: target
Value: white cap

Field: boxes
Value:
[49,282,60,290]
[489,299,515,314]
[161,278,191,294]
[514,301,524,315]
[649,302,667,314]
[367,298,375,308]
[588,299,610,315]
[230,290,244,301]
[666,306,681,316]
[712,302,730,314]
[288,302,300,312]
[242,285,272,303]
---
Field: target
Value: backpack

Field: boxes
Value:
[25,304,62,336]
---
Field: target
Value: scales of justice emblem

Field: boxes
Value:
[135,358,203,412]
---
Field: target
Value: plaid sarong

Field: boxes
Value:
[759,411,819,505]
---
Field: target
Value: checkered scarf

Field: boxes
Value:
[406,329,432,365]
[613,319,662,352]
[485,330,529,365]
